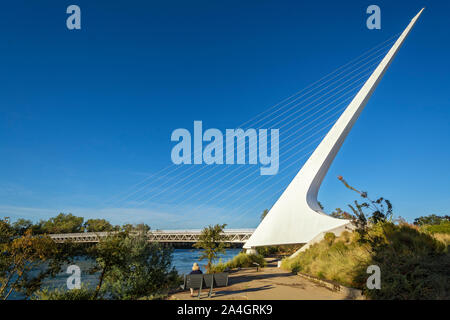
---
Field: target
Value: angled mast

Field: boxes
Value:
[244,8,424,249]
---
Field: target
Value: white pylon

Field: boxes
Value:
[243,8,425,250]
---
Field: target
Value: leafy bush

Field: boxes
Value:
[210,252,266,273]
[307,178,450,299]
[324,232,336,245]
[33,286,96,300]
[0,227,65,300]
[1,215,179,300]
[256,244,303,257]
[365,223,449,300]
[208,261,229,273]
[226,252,266,269]
[256,246,279,256]
[90,232,179,300]
[282,223,450,299]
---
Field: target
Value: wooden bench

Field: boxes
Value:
[181,273,229,298]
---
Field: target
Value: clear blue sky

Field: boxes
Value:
[1,0,449,229]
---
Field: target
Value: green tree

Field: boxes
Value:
[0,227,64,300]
[0,218,14,244]
[88,230,177,299]
[413,214,449,226]
[102,233,178,299]
[41,213,84,234]
[194,224,229,272]
[134,223,150,233]
[122,223,150,233]
[88,231,129,299]
[84,219,115,232]
[12,219,34,236]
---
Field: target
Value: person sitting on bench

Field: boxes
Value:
[189,263,202,297]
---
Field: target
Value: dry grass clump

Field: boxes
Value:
[281,231,371,288]
[432,233,450,245]
[282,225,450,299]
[210,252,266,273]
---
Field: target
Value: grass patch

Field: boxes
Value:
[282,225,450,299]
[281,231,370,288]
[421,221,450,235]
[210,252,266,273]
[432,233,450,245]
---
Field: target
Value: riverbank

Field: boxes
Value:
[8,248,242,300]
[169,257,361,300]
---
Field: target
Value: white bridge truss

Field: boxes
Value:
[49,229,254,244]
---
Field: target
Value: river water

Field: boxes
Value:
[9,248,242,300]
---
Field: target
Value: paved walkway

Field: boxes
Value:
[169,258,357,300]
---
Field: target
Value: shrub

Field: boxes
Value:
[0,228,64,300]
[87,231,179,300]
[256,244,303,257]
[33,286,96,300]
[324,232,336,245]
[256,246,279,257]
[337,230,352,244]
[364,223,449,300]
[210,252,266,272]
[282,223,450,299]
[208,261,228,273]
[226,252,266,269]
[303,179,450,299]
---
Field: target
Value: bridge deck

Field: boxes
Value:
[49,229,254,244]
